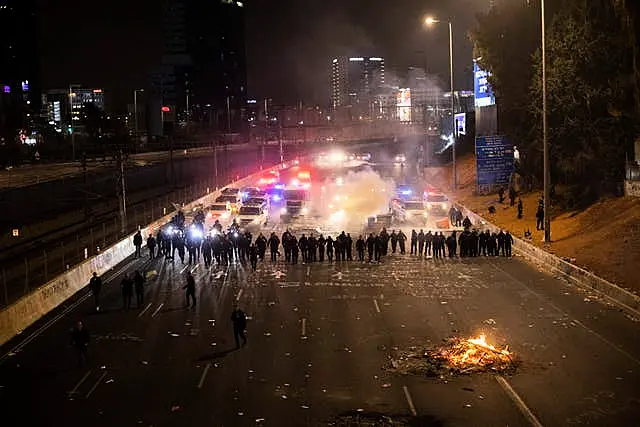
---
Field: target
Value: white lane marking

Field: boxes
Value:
[151,303,164,318]
[306,266,310,277]
[138,303,153,318]
[68,370,92,397]
[1,258,140,364]
[492,263,640,367]
[301,318,307,337]
[191,265,199,273]
[495,375,544,427]
[236,289,243,302]
[402,385,417,416]
[85,371,108,398]
[180,265,190,274]
[197,362,212,389]
[373,299,381,313]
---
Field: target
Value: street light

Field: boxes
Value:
[133,89,144,142]
[541,0,551,242]
[424,16,457,191]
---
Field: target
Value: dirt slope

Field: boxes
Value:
[427,155,640,292]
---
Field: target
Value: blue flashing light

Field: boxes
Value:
[274,183,285,190]
[272,194,281,202]
[401,189,412,196]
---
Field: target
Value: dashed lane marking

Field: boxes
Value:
[138,303,153,318]
[496,375,544,427]
[1,257,142,364]
[179,265,190,274]
[190,264,199,273]
[68,370,92,399]
[85,371,108,399]
[197,362,212,389]
[373,299,381,313]
[301,318,307,337]
[151,303,164,318]
[403,385,417,416]
[236,289,243,302]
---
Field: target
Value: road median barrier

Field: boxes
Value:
[0,163,282,347]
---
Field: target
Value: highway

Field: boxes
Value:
[1,154,640,426]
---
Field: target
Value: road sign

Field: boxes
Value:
[475,135,514,187]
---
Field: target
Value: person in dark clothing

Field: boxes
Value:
[356,235,365,261]
[133,230,143,258]
[249,244,258,271]
[479,231,487,256]
[498,187,505,204]
[517,198,524,219]
[397,230,406,254]
[455,209,463,227]
[256,233,267,260]
[291,236,299,264]
[433,233,441,259]
[509,187,516,207]
[121,273,133,310]
[448,206,457,225]
[231,307,247,348]
[375,234,385,262]
[462,216,472,230]
[410,230,418,255]
[497,231,506,257]
[317,235,326,262]
[326,236,334,262]
[133,270,145,308]
[299,234,308,263]
[268,233,280,262]
[366,233,375,262]
[346,233,353,261]
[390,231,398,253]
[89,272,102,311]
[536,204,544,230]
[308,234,317,262]
[147,235,156,259]
[425,231,433,256]
[448,231,457,257]
[71,321,90,365]
[504,231,514,257]
[183,272,196,307]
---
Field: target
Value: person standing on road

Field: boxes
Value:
[147,234,156,259]
[425,230,433,257]
[509,187,517,207]
[497,230,506,257]
[231,307,247,348]
[418,229,425,256]
[89,272,102,312]
[346,233,353,261]
[121,273,133,310]
[366,233,375,262]
[133,230,143,258]
[410,230,418,255]
[183,272,196,308]
[249,243,258,271]
[356,235,365,262]
[268,233,280,263]
[134,270,145,308]
[504,231,514,257]
[71,320,90,366]
[390,230,398,253]
[317,234,326,262]
[326,236,334,262]
[398,230,407,255]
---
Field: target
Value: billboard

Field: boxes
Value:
[474,61,495,108]
[396,88,411,122]
[475,135,514,187]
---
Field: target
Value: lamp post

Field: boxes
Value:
[133,89,144,143]
[541,0,551,242]
[425,16,456,191]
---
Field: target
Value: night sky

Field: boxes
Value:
[38,0,486,109]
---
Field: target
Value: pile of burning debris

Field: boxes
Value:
[390,335,517,376]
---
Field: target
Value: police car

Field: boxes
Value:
[424,192,450,216]
[237,202,269,227]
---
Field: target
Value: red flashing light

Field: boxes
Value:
[298,171,311,180]
[161,106,171,112]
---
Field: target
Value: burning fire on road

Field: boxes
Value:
[390,334,517,377]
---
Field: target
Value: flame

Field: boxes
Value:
[445,334,512,370]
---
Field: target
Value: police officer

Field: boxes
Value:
[147,234,156,259]
[268,233,280,262]
[366,233,375,262]
[390,230,398,253]
[410,230,418,255]
[134,270,145,308]
[89,272,102,312]
[397,230,407,255]
[326,236,334,262]
[121,273,133,310]
[425,230,433,257]
[249,244,258,270]
[505,231,514,257]
[418,229,425,256]
[346,233,353,261]
[356,235,365,262]
[231,307,248,348]
[317,234,326,262]
[183,272,196,308]
[133,230,143,258]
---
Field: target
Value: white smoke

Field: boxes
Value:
[310,167,395,230]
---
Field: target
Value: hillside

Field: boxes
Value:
[426,155,640,292]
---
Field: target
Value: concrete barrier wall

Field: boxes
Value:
[456,204,640,315]
[0,163,282,347]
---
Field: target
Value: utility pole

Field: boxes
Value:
[279,114,284,164]
[116,149,127,235]
[541,0,551,242]
[82,152,91,221]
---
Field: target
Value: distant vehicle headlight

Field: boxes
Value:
[301,207,309,215]
[280,207,287,214]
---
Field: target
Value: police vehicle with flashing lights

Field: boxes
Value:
[424,192,450,217]
[237,202,269,228]
[390,198,427,225]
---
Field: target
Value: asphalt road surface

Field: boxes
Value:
[2,217,640,426]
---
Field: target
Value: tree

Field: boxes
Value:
[530,0,637,204]
[469,2,542,169]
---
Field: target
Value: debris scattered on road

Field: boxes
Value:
[382,383,392,388]
[484,318,496,326]
[256,418,265,423]
[170,405,181,412]
[264,332,272,337]
[169,333,179,337]
[105,379,114,384]
[140,360,148,365]
[281,395,288,399]
[301,405,309,409]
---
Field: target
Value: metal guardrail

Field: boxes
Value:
[626,163,640,181]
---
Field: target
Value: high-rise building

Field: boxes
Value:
[41,86,105,132]
[150,0,247,136]
[331,56,385,118]
[0,0,38,146]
